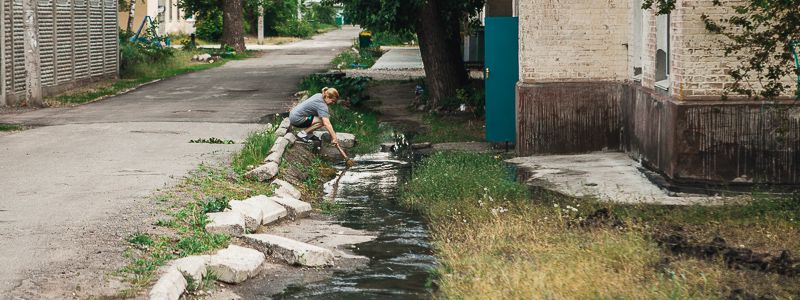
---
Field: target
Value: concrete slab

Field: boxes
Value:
[207,245,266,284]
[242,234,335,267]
[507,152,728,205]
[149,267,187,300]
[229,201,264,232]
[241,195,288,225]
[244,162,279,182]
[205,211,246,237]
[268,197,312,219]
[272,179,302,199]
[314,132,356,148]
[371,48,424,70]
[171,255,210,283]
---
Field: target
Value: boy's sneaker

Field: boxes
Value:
[295,132,312,143]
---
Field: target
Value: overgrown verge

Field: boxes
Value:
[49,39,252,106]
[402,151,800,299]
[0,124,23,132]
[118,126,279,296]
[413,114,484,144]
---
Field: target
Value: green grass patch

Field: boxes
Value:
[231,124,279,175]
[402,151,800,299]
[331,47,381,69]
[330,104,388,154]
[413,114,485,144]
[0,124,22,132]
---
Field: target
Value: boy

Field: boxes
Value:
[289,87,339,145]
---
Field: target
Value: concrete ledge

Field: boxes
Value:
[205,211,246,237]
[229,201,264,232]
[208,245,266,284]
[149,267,187,300]
[273,179,302,200]
[244,162,279,182]
[269,196,312,219]
[242,195,288,225]
[242,234,335,267]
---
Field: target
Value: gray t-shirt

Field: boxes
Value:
[289,93,330,125]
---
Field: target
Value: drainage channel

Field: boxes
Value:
[273,152,436,299]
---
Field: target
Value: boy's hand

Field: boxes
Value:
[331,137,339,145]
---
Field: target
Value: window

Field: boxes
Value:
[631,0,643,81]
[655,13,670,90]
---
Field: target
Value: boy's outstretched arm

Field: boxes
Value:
[322,117,338,145]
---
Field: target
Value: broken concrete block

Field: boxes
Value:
[270,137,289,153]
[242,234,335,267]
[284,132,297,144]
[171,255,210,283]
[229,201,264,232]
[264,151,283,164]
[244,162,279,182]
[275,128,288,137]
[279,118,291,129]
[149,267,187,300]
[268,196,312,219]
[272,179,302,199]
[315,132,356,148]
[205,211,245,237]
[242,195,288,225]
[380,143,396,152]
[207,245,265,284]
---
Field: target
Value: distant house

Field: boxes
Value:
[485,0,799,184]
[119,0,195,36]
[1,0,119,106]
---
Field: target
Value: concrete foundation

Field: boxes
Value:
[516,81,800,185]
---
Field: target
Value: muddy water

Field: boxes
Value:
[273,152,437,299]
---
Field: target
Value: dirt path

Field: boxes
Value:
[0,27,360,299]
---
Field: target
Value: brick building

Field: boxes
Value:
[513,0,800,185]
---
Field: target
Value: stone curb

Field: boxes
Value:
[244,120,294,182]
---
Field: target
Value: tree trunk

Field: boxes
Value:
[415,0,468,109]
[22,0,43,107]
[221,0,246,52]
[126,0,136,34]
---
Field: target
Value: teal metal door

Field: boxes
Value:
[484,17,519,143]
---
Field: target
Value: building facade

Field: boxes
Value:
[515,0,799,184]
[118,0,195,36]
[1,0,119,106]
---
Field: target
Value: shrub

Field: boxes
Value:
[299,73,371,105]
[195,13,223,42]
[309,3,337,25]
[119,40,175,77]
[275,19,314,38]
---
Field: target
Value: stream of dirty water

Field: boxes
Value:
[273,152,437,299]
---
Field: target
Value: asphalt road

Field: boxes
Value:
[0,26,360,299]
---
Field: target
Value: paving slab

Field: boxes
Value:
[205,211,246,236]
[149,267,187,300]
[315,132,356,148]
[242,234,335,267]
[507,152,730,205]
[268,196,312,219]
[207,245,266,284]
[272,179,302,199]
[171,255,210,283]
[371,48,424,70]
[241,195,288,225]
[229,201,264,232]
[244,162,279,182]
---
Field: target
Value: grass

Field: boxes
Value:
[0,124,22,132]
[231,123,279,175]
[330,104,389,154]
[331,47,381,69]
[402,151,800,299]
[49,49,252,105]
[413,114,485,143]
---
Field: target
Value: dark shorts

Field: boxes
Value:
[292,115,314,128]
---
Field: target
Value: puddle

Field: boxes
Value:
[272,152,437,299]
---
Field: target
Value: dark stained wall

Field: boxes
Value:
[486,0,514,17]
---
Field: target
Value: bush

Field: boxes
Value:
[299,73,371,105]
[275,19,314,38]
[331,47,381,69]
[195,13,251,42]
[119,41,175,77]
[372,31,416,46]
[309,3,337,25]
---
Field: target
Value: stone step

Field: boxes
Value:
[272,179,302,199]
[268,196,312,219]
[205,211,246,237]
[242,234,335,267]
[241,195,288,225]
[207,245,265,284]
[229,201,264,232]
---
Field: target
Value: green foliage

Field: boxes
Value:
[372,31,415,46]
[275,19,315,38]
[0,124,21,132]
[645,0,800,99]
[401,151,529,219]
[119,40,175,77]
[439,87,485,116]
[195,12,224,42]
[200,196,230,214]
[127,233,155,247]
[329,104,385,153]
[414,114,485,143]
[299,73,371,105]
[309,2,337,25]
[331,47,381,69]
[231,125,278,175]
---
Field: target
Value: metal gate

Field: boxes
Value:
[1,0,118,106]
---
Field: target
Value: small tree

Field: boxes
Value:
[644,0,800,100]
[181,0,247,52]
